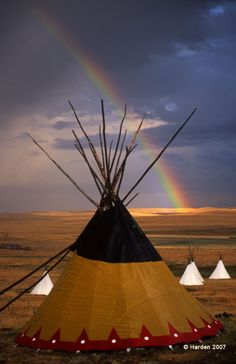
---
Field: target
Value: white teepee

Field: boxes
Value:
[179,262,203,286]
[180,246,204,285]
[209,260,231,279]
[31,271,54,295]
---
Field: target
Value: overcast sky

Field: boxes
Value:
[0,0,236,212]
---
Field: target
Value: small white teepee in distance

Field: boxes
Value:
[179,262,203,286]
[179,246,204,286]
[31,271,54,295]
[209,253,231,279]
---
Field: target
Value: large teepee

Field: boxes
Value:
[15,101,223,351]
[209,253,231,279]
[30,271,53,295]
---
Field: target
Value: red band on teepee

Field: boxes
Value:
[15,318,224,352]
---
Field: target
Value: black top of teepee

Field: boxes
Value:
[70,199,162,263]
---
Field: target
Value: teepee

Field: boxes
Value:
[209,253,231,279]
[15,101,222,351]
[179,263,203,286]
[30,271,53,295]
[180,247,204,286]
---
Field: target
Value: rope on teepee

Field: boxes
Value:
[0,244,73,296]
[0,249,70,313]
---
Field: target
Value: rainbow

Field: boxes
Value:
[32,5,188,208]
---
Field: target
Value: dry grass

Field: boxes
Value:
[0,208,236,363]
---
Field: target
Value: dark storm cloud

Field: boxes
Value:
[162,138,236,207]
[141,115,236,148]
[0,30,74,126]
[52,120,76,129]
[0,1,75,126]
[1,0,235,127]
[34,0,235,66]
[53,138,75,150]
[53,133,128,150]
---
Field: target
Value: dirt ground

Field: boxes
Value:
[0,208,236,363]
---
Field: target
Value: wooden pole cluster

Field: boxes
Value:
[28,100,196,210]
[69,100,148,209]
[185,246,199,263]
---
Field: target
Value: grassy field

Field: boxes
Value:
[0,208,236,363]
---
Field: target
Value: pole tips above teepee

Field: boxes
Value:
[28,100,197,211]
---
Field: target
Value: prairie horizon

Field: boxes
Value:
[1,206,236,215]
